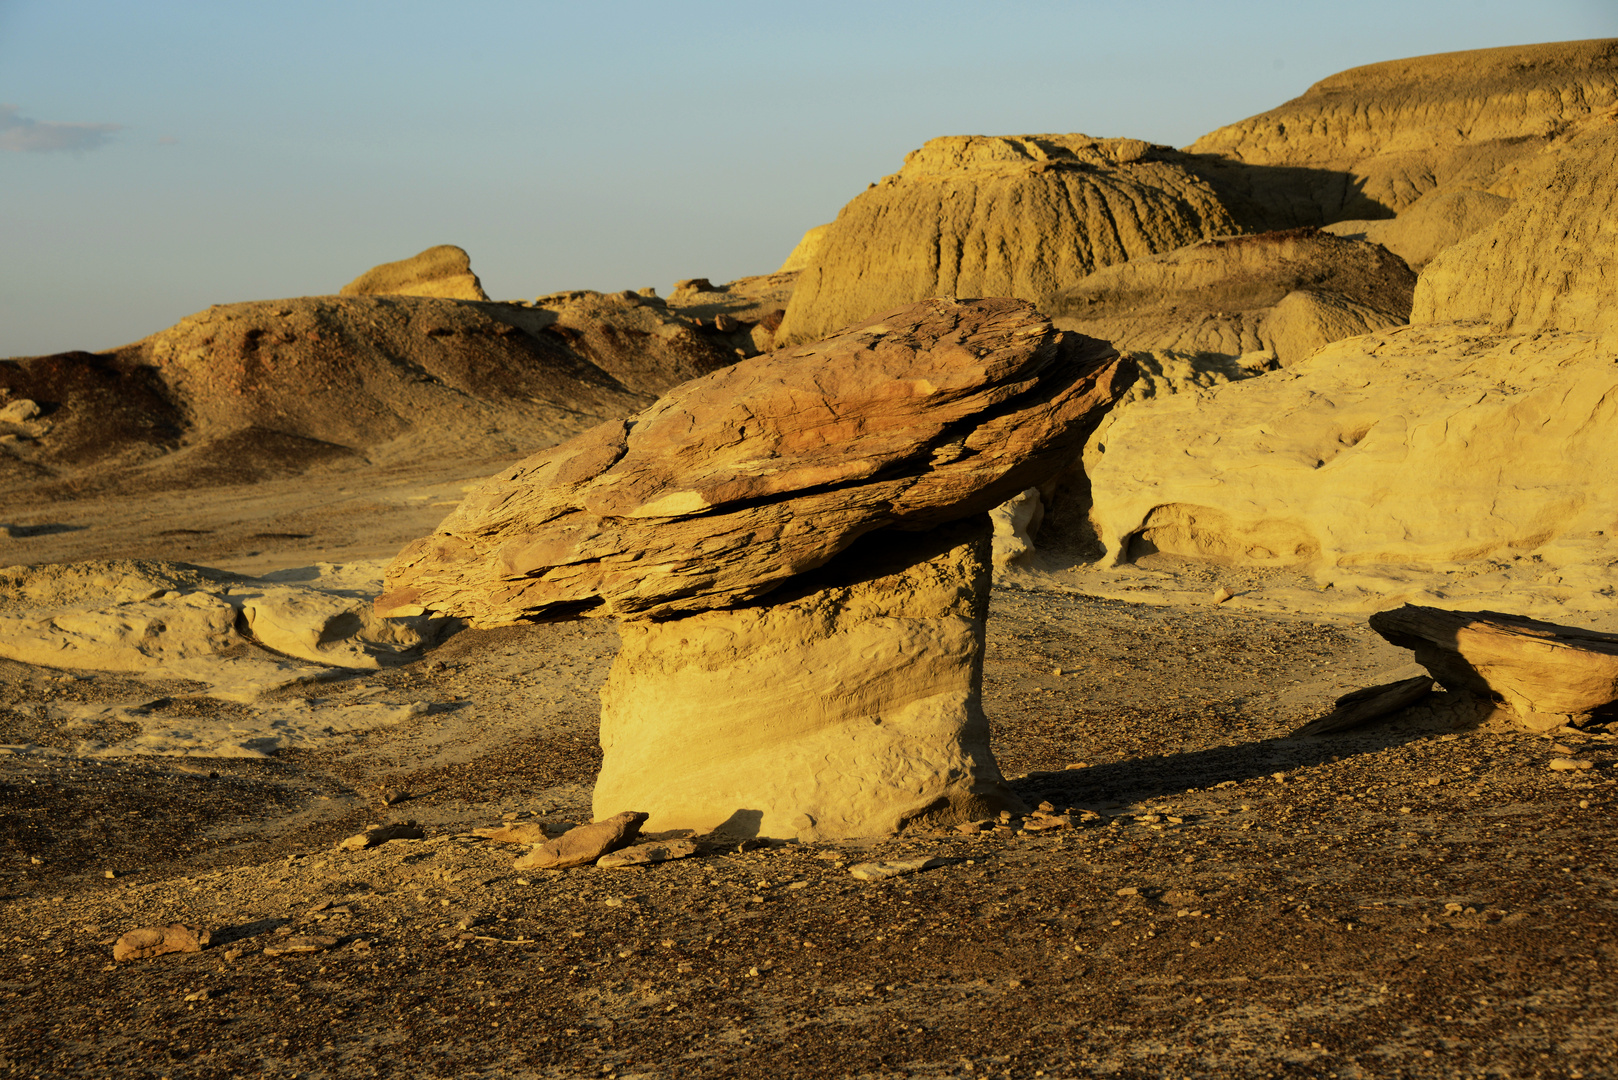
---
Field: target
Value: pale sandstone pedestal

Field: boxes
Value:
[592,520,1024,839]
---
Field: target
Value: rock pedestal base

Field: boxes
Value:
[593,519,1023,839]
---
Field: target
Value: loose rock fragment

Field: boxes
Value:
[513,811,648,870]
[474,822,552,844]
[113,924,210,961]
[337,821,424,851]
[262,934,339,957]
[1293,675,1435,736]
[848,857,955,881]
[1550,758,1595,771]
[597,838,699,868]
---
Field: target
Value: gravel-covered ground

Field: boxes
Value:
[3,579,1615,1079]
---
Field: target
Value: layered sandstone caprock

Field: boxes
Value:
[1369,606,1618,730]
[774,134,1243,345]
[1083,323,1618,577]
[1413,125,1618,337]
[1190,40,1618,219]
[340,245,490,302]
[377,298,1131,625]
[1049,228,1414,366]
[593,520,1022,839]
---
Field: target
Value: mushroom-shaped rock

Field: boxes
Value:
[1369,605,1618,730]
[377,297,1131,625]
[379,297,1131,839]
[339,244,490,302]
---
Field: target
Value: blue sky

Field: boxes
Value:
[2,0,1614,357]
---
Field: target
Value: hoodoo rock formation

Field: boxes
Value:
[377,298,1129,624]
[1048,228,1416,367]
[774,135,1243,346]
[339,244,491,302]
[380,297,1130,837]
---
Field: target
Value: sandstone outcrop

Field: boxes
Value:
[376,298,1131,625]
[774,134,1245,345]
[340,245,490,302]
[1190,40,1618,220]
[1322,188,1512,271]
[1413,125,1618,337]
[521,287,746,394]
[1369,606,1618,730]
[593,520,1023,839]
[1082,323,1618,589]
[1049,228,1414,366]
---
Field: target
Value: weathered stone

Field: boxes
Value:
[777,223,832,273]
[512,811,647,870]
[262,934,339,957]
[1550,758,1595,772]
[377,298,1130,625]
[1369,606,1618,729]
[113,924,209,961]
[596,838,699,868]
[339,245,489,301]
[1293,676,1436,736]
[0,398,40,423]
[337,821,424,851]
[776,134,1243,345]
[474,822,551,844]
[592,520,1022,839]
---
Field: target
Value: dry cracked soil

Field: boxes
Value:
[1,481,1616,1080]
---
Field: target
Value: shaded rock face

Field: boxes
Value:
[1082,323,1618,583]
[377,298,1131,625]
[1049,228,1415,367]
[594,520,1023,839]
[339,244,490,302]
[1413,125,1618,337]
[775,134,1243,346]
[1322,188,1513,271]
[1190,39,1618,220]
[1370,606,1618,730]
[0,296,654,498]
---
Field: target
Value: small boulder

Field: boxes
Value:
[113,924,209,961]
[596,838,699,868]
[512,811,648,870]
[1369,605,1618,729]
[0,399,41,423]
[337,821,424,851]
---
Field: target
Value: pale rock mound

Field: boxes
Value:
[1322,188,1512,270]
[1190,39,1618,220]
[775,134,1243,345]
[377,298,1131,625]
[1049,228,1414,367]
[594,520,1022,839]
[1413,124,1618,337]
[340,245,490,302]
[778,223,833,273]
[1084,323,1618,596]
[1370,605,1618,731]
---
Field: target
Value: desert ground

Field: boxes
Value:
[3,461,1614,1079]
[5,37,1618,1080]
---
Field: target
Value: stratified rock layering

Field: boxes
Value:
[1369,606,1618,730]
[1413,125,1618,338]
[775,135,1243,345]
[377,298,1131,625]
[1190,39,1618,219]
[339,244,491,302]
[1048,228,1415,367]
[593,520,1023,839]
[1084,323,1618,580]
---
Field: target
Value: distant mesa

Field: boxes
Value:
[339,244,491,302]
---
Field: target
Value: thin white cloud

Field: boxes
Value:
[0,104,121,153]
